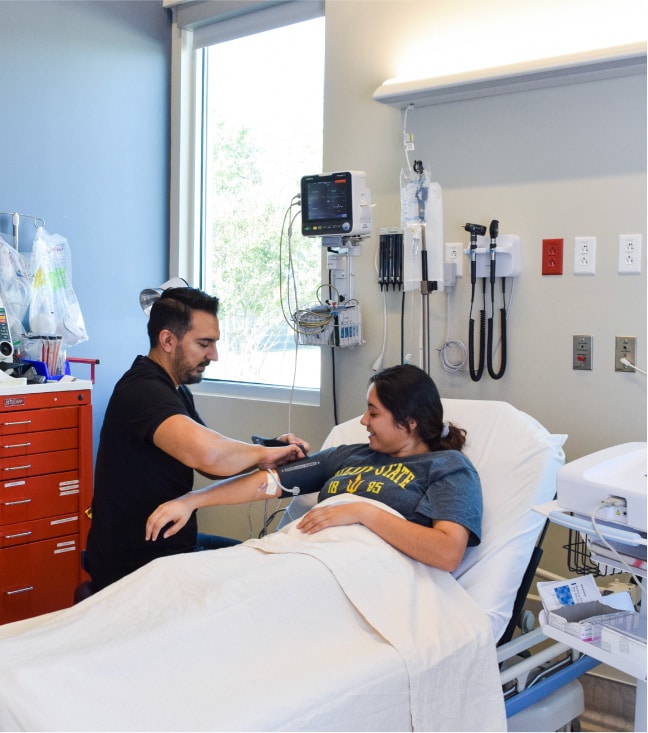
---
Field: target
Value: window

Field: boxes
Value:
[192,11,325,393]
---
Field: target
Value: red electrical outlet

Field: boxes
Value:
[542,238,563,275]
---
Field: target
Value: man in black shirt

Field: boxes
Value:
[86,287,307,590]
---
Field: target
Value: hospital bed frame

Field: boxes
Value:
[282,399,599,732]
[496,536,600,729]
[65,397,596,732]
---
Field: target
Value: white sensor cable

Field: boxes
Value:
[620,358,647,376]
[591,500,646,599]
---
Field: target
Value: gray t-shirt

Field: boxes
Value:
[277,444,482,546]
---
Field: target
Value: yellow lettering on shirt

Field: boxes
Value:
[374,463,415,489]
[345,475,363,493]
[329,462,416,493]
[327,480,340,495]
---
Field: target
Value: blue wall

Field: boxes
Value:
[0,1,171,451]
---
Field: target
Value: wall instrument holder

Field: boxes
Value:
[464,234,522,278]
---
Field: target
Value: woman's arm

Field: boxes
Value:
[145,469,282,542]
[297,502,470,572]
[146,449,332,542]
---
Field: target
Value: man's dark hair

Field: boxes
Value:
[147,287,219,349]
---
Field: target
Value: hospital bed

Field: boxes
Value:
[0,398,574,731]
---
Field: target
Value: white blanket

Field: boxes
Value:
[0,496,505,732]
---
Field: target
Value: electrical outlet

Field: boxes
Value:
[618,234,642,274]
[615,336,637,372]
[574,236,596,275]
[542,238,563,275]
[445,243,463,277]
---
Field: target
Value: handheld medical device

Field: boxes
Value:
[486,219,507,380]
[300,171,372,239]
[0,296,14,362]
[463,221,521,382]
[465,222,487,381]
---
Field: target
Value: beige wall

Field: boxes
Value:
[197,1,646,574]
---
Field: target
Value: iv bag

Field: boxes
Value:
[401,166,433,227]
[400,166,444,285]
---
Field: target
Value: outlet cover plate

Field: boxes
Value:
[618,234,642,274]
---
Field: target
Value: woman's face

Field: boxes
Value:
[360,385,426,457]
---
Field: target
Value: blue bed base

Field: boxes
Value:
[505,654,600,718]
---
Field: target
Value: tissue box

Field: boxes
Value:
[538,575,635,642]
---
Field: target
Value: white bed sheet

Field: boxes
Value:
[280,398,567,643]
[0,495,506,732]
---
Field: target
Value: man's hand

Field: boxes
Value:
[258,441,309,469]
[146,496,194,541]
[277,433,310,456]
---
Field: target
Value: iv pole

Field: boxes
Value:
[414,161,437,374]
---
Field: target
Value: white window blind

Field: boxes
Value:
[169,0,323,48]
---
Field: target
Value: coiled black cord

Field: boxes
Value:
[487,278,507,379]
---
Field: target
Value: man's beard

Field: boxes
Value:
[173,348,209,385]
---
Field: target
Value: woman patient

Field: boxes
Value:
[146,364,482,572]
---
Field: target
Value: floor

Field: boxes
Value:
[579,671,636,732]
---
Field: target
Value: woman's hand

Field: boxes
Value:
[146,496,194,541]
[297,502,371,534]
[297,500,470,572]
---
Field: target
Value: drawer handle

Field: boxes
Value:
[1,420,32,427]
[2,498,32,506]
[2,465,31,472]
[3,531,32,539]
[4,586,34,596]
[2,443,31,449]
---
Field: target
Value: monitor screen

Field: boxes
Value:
[301,172,353,236]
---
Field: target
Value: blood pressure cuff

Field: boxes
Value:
[276,454,328,497]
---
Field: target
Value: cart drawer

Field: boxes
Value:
[0,449,79,479]
[0,428,78,457]
[0,513,79,548]
[0,405,79,435]
[0,471,80,524]
[0,535,80,623]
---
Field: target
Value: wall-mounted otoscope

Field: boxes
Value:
[465,223,487,286]
[463,220,520,382]
[464,223,487,381]
[486,219,506,380]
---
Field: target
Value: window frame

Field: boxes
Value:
[168,0,325,406]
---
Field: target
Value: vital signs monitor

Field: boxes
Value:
[300,171,372,238]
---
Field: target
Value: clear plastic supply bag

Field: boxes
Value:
[0,235,32,345]
[28,227,88,348]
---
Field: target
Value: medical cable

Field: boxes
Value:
[590,500,647,600]
[621,358,647,376]
[372,242,387,372]
[464,223,487,382]
[486,219,507,379]
[438,293,467,372]
[400,291,406,364]
[279,200,306,331]
[402,103,415,173]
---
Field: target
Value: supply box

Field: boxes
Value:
[538,574,635,642]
